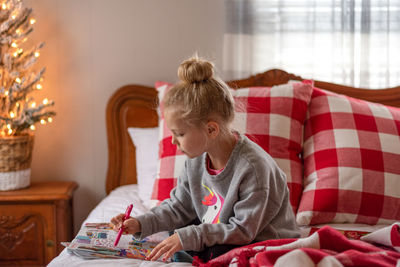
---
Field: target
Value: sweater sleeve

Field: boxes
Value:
[175,168,288,252]
[134,163,198,239]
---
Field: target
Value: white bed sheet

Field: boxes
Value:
[47,184,191,267]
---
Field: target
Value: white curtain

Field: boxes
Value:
[223,0,400,89]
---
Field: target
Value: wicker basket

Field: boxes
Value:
[0,134,34,191]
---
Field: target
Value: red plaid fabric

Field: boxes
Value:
[193,226,400,267]
[361,222,400,252]
[297,87,400,226]
[151,82,182,201]
[152,81,313,213]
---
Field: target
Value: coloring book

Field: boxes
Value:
[62,222,160,260]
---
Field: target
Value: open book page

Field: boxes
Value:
[63,222,163,260]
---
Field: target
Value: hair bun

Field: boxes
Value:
[178,56,214,84]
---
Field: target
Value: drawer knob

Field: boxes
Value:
[46,240,54,247]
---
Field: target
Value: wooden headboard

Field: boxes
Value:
[105,69,400,194]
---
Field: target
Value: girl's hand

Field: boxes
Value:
[146,233,183,262]
[110,214,141,234]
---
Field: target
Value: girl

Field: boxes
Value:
[110,56,299,262]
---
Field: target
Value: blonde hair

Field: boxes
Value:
[162,56,235,130]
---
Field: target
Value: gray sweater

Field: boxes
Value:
[135,134,300,251]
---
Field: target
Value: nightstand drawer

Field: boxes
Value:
[0,204,55,266]
[0,181,77,267]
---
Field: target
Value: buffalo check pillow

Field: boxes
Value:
[152,81,313,213]
[297,87,400,226]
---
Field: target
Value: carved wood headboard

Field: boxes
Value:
[105,69,400,194]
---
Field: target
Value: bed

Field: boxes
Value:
[48,69,400,267]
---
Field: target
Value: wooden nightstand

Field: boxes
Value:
[0,181,78,266]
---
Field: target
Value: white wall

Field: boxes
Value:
[24,0,225,233]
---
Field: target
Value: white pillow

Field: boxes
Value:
[127,127,159,206]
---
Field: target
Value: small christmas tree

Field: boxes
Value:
[0,0,55,137]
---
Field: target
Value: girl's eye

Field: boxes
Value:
[172,131,184,137]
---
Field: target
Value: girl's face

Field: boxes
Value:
[164,107,208,158]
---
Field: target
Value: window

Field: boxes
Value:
[224,0,400,88]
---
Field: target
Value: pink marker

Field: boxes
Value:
[114,204,133,247]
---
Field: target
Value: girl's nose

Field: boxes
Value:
[171,135,177,145]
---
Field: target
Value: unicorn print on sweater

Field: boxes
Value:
[201,184,224,224]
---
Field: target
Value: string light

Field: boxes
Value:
[10,111,15,118]
[40,119,46,124]
[6,124,13,135]
[42,98,48,105]
[31,102,36,108]
[36,84,42,90]
[48,117,53,123]
[15,77,21,83]
[30,125,35,131]
[11,42,17,48]
[13,48,23,57]
[2,3,6,9]
[30,18,36,25]
[34,51,40,57]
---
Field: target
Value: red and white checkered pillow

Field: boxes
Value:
[297,87,400,226]
[152,81,313,213]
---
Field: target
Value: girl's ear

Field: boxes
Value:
[206,121,219,138]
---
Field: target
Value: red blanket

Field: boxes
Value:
[193,225,400,267]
